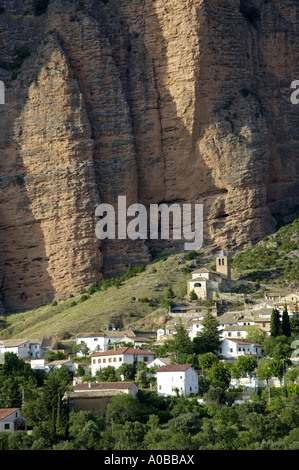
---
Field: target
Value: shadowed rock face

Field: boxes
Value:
[0,0,298,311]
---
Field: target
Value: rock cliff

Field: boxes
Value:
[0,0,298,311]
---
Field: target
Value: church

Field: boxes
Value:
[187,250,231,301]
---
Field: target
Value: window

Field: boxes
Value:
[143,356,148,362]
[103,358,106,363]
[108,358,112,362]
[113,358,116,362]
[93,359,96,364]
[119,357,122,362]
[94,338,98,342]
[4,423,10,430]
[98,358,101,363]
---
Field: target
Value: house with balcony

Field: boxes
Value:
[218,338,262,360]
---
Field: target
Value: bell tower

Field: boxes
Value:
[216,249,231,281]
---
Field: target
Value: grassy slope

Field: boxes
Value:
[232,217,299,286]
[0,216,298,341]
[0,251,200,340]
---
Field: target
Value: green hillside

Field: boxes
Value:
[0,251,204,340]
[232,216,299,286]
[0,216,298,342]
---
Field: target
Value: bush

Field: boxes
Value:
[184,251,197,261]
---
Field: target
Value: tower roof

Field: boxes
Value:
[218,249,228,257]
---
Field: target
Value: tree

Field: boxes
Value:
[110,421,146,450]
[117,363,136,381]
[246,325,267,345]
[68,411,104,450]
[269,359,284,382]
[197,352,219,375]
[231,355,258,379]
[194,310,221,354]
[166,319,194,363]
[135,361,155,389]
[282,304,291,337]
[96,365,119,382]
[263,335,292,361]
[105,394,148,425]
[207,362,230,389]
[270,308,281,337]
[256,358,272,402]
[290,303,299,334]
[165,284,175,299]
[189,290,198,301]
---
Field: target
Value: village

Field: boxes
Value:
[0,250,298,436]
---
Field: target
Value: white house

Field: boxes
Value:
[282,293,299,303]
[30,359,48,370]
[76,331,141,355]
[28,337,43,358]
[45,359,77,374]
[90,347,155,376]
[72,381,139,398]
[0,339,30,360]
[156,364,198,397]
[0,408,27,433]
[219,338,262,360]
[76,332,112,355]
[147,357,173,369]
[188,317,204,340]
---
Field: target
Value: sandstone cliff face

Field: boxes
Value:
[0,0,298,311]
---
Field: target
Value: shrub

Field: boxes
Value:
[184,250,197,261]
[189,290,198,301]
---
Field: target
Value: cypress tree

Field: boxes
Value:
[270,308,281,337]
[282,304,291,337]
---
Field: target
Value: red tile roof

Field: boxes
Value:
[90,347,155,357]
[157,364,192,373]
[0,408,20,421]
